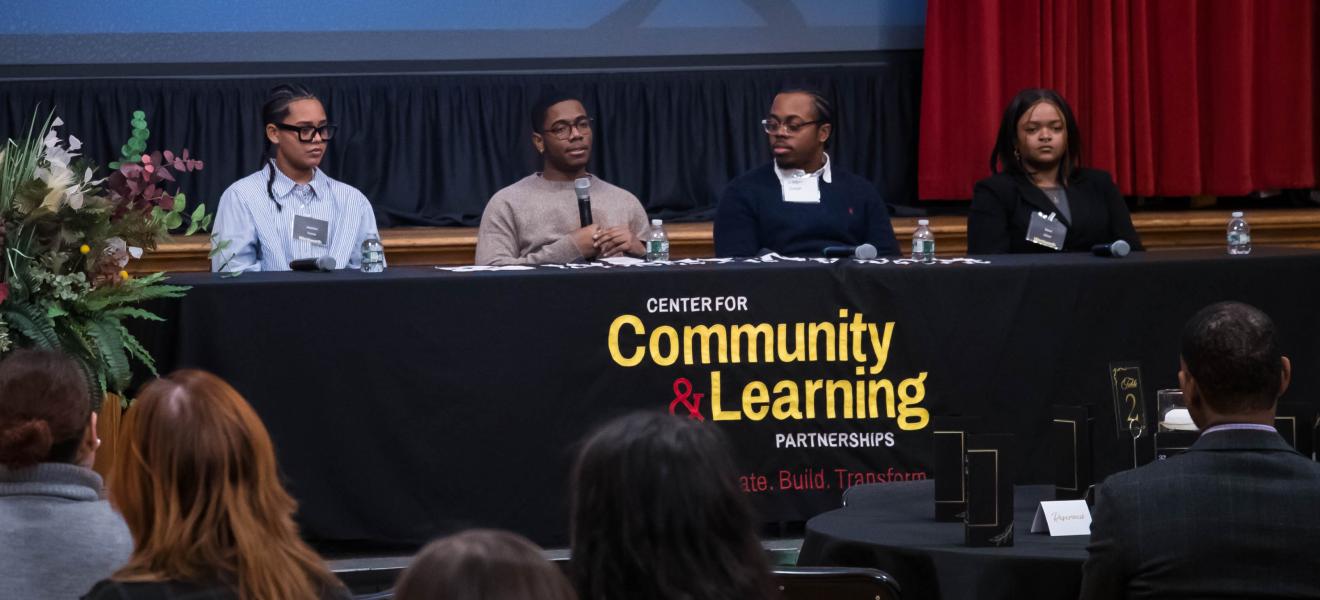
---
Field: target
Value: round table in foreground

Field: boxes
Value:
[798,480,1089,600]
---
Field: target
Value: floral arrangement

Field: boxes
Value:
[0,110,210,407]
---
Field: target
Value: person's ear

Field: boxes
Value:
[1180,362,1204,417]
[77,412,100,469]
[1278,356,1292,399]
[818,123,832,145]
[532,132,545,155]
[265,123,280,146]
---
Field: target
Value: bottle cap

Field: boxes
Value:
[1231,211,1244,218]
[917,219,929,225]
[651,219,662,226]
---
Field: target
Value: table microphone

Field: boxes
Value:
[574,177,593,228]
[289,256,337,271]
[1091,239,1131,258]
[823,243,878,260]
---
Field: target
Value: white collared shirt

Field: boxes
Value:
[211,162,382,272]
[773,153,832,203]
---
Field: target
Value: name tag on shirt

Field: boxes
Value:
[292,214,330,247]
[1026,211,1067,251]
[781,176,821,204]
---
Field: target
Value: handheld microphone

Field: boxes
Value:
[1091,239,1132,258]
[822,243,878,260]
[574,177,593,228]
[289,256,337,271]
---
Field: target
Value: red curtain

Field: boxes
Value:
[918,0,1317,200]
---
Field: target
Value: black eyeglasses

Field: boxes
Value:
[761,118,823,135]
[544,117,593,141]
[274,122,338,142]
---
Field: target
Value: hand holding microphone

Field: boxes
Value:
[575,177,593,228]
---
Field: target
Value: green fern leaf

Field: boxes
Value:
[113,321,158,377]
[86,319,131,393]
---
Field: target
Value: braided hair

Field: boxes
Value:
[260,84,318,209]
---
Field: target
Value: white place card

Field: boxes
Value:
[1031,500,1092,536]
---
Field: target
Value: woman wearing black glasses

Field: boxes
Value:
[210,84,383,272]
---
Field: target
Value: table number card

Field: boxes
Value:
[1052,405,1093,500]
[1276,402,1317,459]
[1030,500,1092,536]
[965,434,1014,547]
[934,416,978,521]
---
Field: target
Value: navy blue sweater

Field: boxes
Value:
[713,163,899,257]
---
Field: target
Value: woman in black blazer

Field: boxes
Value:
[968,89,1142,254]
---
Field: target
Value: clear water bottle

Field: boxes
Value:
[360,235,385,272]
[1226,211,1252,255]
[646,219,670,262]
[911,219,935,263]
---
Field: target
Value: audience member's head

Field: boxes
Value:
[0,349,98,470]
[530,90,593,179]
[394,529,576,600]
[1180,301,1291,427]
[570,411,776,600]
[990,87,1083,183]
[109,369,343,598]
[765,88,833,171]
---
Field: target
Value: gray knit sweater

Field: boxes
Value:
[0,463,134,600]
[475,173,650,265]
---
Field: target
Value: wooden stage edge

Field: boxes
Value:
[135,208,1320,274]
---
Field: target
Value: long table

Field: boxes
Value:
[137,249,1320,547]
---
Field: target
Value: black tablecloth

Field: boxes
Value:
[134,249,1320,546]
[799,480,1088,600]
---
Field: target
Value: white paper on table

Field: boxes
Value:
[1031,500,1092,536]
[436,265,534,272]
[599,256,646,266]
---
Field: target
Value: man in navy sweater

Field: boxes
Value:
[714,89,899,258]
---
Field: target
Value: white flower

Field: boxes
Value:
[35,165,75,211]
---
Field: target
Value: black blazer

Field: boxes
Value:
[1079,429,1320,600]
[967,168,1143,254]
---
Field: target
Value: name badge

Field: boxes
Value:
[292,214,330,247]
[1030,500,1092,536]
[1026,211,1067,250]
[781,176,821,204]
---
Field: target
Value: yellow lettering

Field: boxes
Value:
[809,323,836,362]
[776,323,806,362]
[731,323,774,363]
[804,379,824,419]
[898,371,930,430]
[683,324,728,365]
[868,322,895,374]
[741,381,770,421]
[772,380,803,419]
[607,314,644,367]
[826,380,852,419]
[868,379,895,419]
[649,326,680,367]
[711,371,740,420]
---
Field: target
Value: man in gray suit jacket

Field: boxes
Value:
[1080,301,1320,600]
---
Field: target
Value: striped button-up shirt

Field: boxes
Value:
[210,163,381,272]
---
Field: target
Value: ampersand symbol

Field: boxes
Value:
[669,377,705,421]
